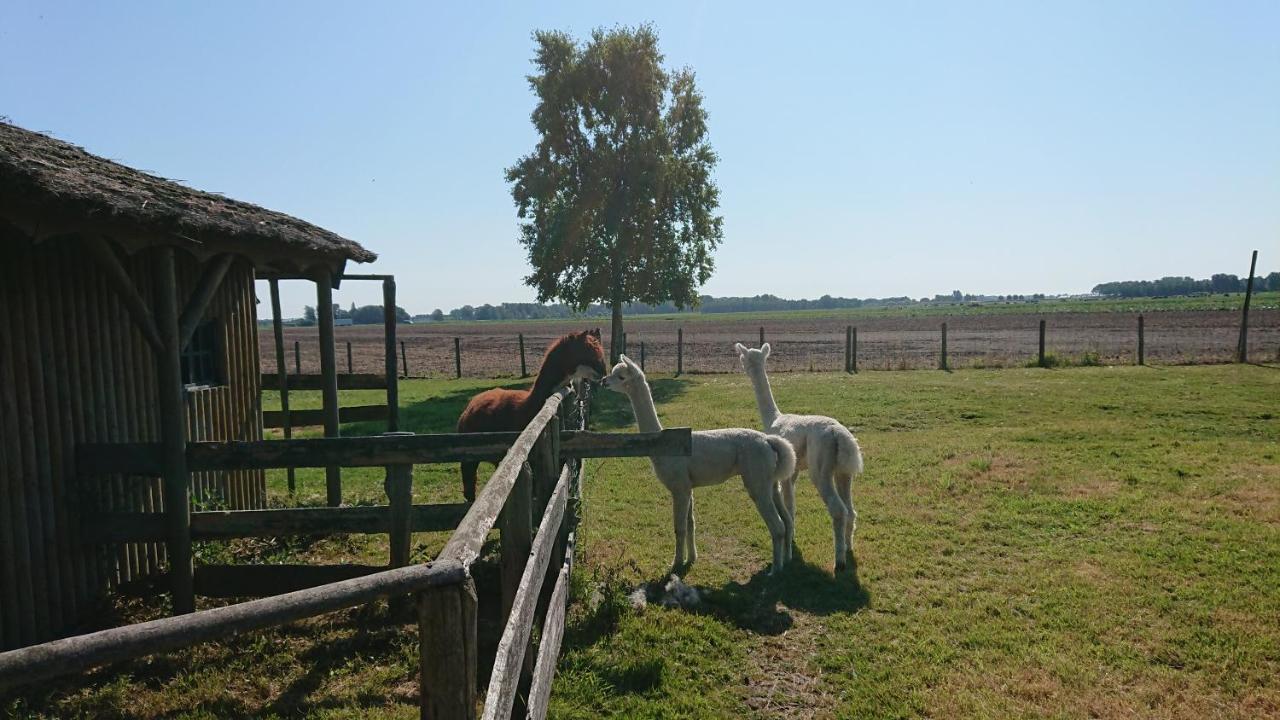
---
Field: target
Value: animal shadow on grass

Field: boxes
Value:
[698,550,870,636]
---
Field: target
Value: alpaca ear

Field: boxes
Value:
[734,342,747,357]
[620,354,637,370]
[762,343,771,358]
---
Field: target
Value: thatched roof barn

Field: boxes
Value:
[0,121,377,649]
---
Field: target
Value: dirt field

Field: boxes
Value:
[259,309,1280,378]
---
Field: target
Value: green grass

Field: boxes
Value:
[6,366,1279,718]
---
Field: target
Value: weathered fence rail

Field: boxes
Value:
[3,384,690,719]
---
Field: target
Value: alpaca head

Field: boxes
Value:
[544,330,607,384]
[734,342,771,377]
[602,354,646,395]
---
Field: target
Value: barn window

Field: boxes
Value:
[181,320,222,387]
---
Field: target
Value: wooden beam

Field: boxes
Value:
[76,428,693,475]
[438,389,569,568]
[382,278,399,431]
[156,246,194,614]
[419,578,478,720]
[314,269,342,505]
[527,561,571,720]
[177,254,235,351]
[0,560,467,692]
[193,563,385,598]
[82,235,163,353]
[262,404,389,429]
[268,279,296,492]
[483,466,569,720]
[84,503,470,543]
[261,373,388,391]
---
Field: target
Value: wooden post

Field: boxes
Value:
[1038,319,1046,368]
[640,341,645,370]
[454,337,462,379]
[759,326,764,346]
[518,333,527,378]
[268,280,296,493]
[499,463,533,626]
[383,278,400,432]
[419,579,478,720]
[845,326,851,373]
[1138,314,1145,366]
[400,340,408,378]
[346,341,353,375]
[1238,249,1258,363]
[852,327,858,373]
[294,341,301,375]
[315,270,342,507]
[940,322,948,370]
[384,433,414,569]
[156,247,193,614]
[676,328,683,376]
[622,332,627,358]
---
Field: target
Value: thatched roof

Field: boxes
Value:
[0,121,377,273]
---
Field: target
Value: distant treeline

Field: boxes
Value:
[1093,272,1279,298]
[285,303,411,327]
[418,292,1048,322]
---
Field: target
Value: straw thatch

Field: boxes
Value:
[0,121,376,268]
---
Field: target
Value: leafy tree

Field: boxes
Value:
[1265,272,1280,292]
[431,309,445,322]
[301,305,317,326]
[507,24,723,360]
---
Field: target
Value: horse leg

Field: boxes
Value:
[461,461,479,502]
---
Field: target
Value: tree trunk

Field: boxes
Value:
[609,299,624,364]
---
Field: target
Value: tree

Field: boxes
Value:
[301,305,317,326]
[507,24,723,361]
[431,309,445,322]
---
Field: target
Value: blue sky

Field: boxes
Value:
[2,1,1276,317]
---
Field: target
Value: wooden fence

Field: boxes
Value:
[0,385,691,718]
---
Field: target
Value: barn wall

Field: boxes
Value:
[0,235,264,650]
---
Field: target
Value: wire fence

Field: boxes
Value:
[260,309,1280,378]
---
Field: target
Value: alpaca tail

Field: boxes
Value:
[833,425,864,476]
[765,435,797,485]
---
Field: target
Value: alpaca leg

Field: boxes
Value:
[774,478,793,562]
[671,490,692,572]
[812,454,849,569]
[782,471,798,559]
[685,496,697,566]
[747,478,789,574]
[837,472,857,545]
[460,462,479,502]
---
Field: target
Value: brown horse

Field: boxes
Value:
[456,330,605,500]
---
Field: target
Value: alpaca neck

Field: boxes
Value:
[626,381,664,433]
[747,369,782,427]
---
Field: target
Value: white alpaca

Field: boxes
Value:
[735,343,864,570]
[602,355,798,574]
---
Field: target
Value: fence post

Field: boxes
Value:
[346,341,353,375]
[1138,315,1145,366]
[294,340,301,375]
[844,326,851,373]
[384,434,415,569]
[1238,249,1258,363]
[676,328,683,376]
[315,268,342,507]
[852,327,858,373]
[1038,319,1046,368]
[499,463,533,626]
[383,277,400,431]
[454,337,462,379]
[419,579,478,720]
[640,341,645,371]
[400,341,408,378]
[940,322,948,370]
[759,326,764,346]
[269,279,296,493]
[622,332,627,358]
[519,333,527,377]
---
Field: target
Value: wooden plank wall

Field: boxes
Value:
[0,235,264,650]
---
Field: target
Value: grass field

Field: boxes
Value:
[5,364,1279,718]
